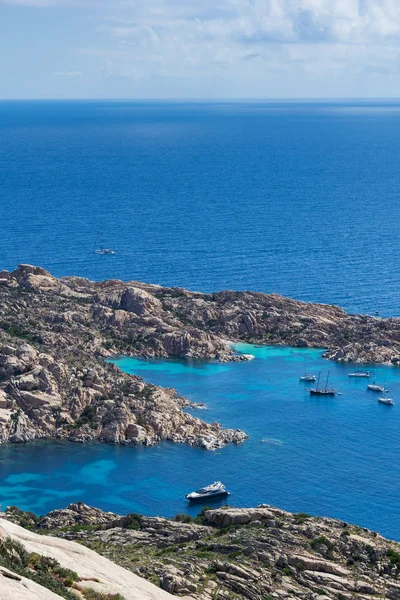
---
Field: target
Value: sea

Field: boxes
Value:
[1,100,400,538]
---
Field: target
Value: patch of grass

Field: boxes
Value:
[341,528,351,537]
[0,322,43,344]
[61,524,99,533]
[387,548,400,571]
[214,524,237,537]
[0,538,77,600]
[293,512,311,525]
[81,590,125,600]
[310,535,334,551]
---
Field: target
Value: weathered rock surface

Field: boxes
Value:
[36,502,119,529]
[0,263,399,446]
[7,501,400,600]
[0,516,178,600]
[0,265,248,446]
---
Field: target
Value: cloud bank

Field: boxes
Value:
[2,0,400,97]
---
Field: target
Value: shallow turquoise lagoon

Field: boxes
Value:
[1,346,400,540]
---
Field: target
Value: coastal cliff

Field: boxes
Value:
[0,264,399,445]
[5,501,400,600]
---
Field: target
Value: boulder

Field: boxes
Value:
[204,507,275,527]
[120,287,162,316]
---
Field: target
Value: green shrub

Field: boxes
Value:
[173,513,195,523]
[310,535,333,549]
[293,512,311,525]
[119,513,142,530]
[5,506,38,530]
[194,506,211,525]
[0,323,43,344]
[387,548,400,570]
[82,590,125,600]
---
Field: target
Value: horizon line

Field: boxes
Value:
[2,96,400,103]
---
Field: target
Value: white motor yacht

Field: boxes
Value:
[185,481,229,502]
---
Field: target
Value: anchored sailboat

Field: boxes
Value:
[299,356,316,382]
[378,384,394,406]
[309,371,336,396]
[94,221,115,255]
[367,380,385,393]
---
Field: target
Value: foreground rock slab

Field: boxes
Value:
[0,517,179,600]
[7,501,400,600]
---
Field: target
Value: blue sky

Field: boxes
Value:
[1,0,400,99]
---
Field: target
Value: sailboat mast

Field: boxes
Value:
[316,372,321,389]
[325,371,330,391]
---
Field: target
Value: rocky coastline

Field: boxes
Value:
[1,263,400,446]
[4,501,400,600]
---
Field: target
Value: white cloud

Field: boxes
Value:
[88,0,400,87]
[4,0,400,95]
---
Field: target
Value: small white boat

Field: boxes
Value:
[94,247,115,255]
[94,220,115,255]
[348,371,371,378]
[367,383,385,393]
[378,396,394,406]
[299,356,316,382]
[300,374,316,382]
[185,481,229,502]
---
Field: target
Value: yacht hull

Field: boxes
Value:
[185,491,229,502]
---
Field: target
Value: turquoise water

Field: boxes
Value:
[1,346,400,539]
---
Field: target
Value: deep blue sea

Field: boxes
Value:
[1,100,400,315]
[1,101,400,539]
[2,347,400,540]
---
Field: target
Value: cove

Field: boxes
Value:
[1,345,400,540]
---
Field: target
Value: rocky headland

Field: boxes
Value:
[4,501,400,600]
[0,263,400,445]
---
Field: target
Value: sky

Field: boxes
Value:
[1,0,400,99]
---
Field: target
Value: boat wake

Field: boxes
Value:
[260,438,284,446]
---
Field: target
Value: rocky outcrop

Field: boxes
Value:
[0,516,178,600]
[0,336,247,447]
[36,502,119,529]
[0,263,399,446]
[7,501,400,600]
[0,265,249,446]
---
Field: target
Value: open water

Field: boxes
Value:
[1,101,400,538]
[1,100,400,315]
[1,347,400,540]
